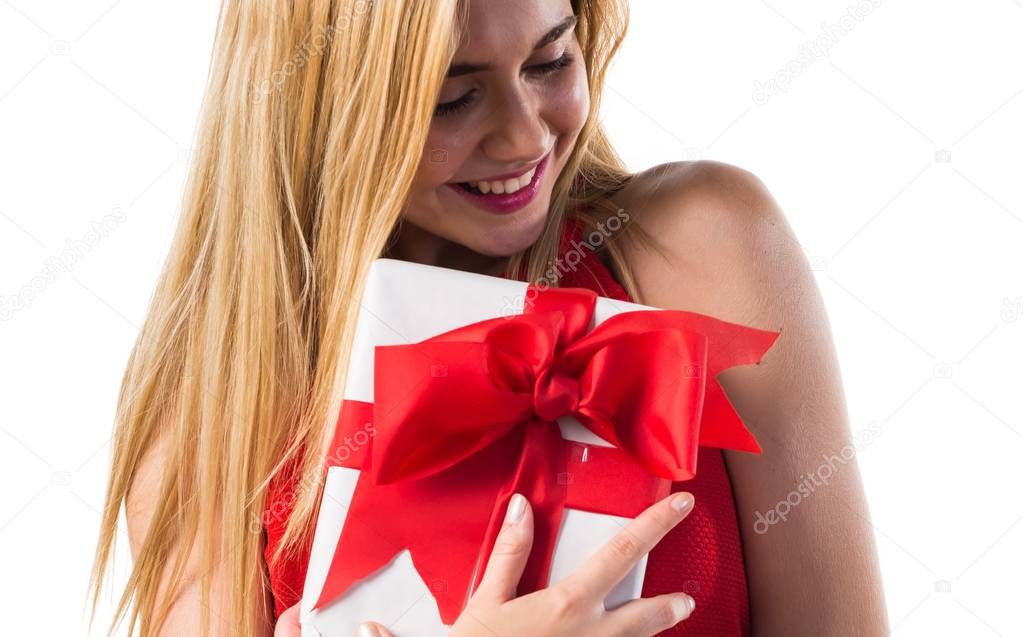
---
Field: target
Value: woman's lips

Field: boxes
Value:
[445,152,550,215]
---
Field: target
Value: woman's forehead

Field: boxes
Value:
[452,0,575,58]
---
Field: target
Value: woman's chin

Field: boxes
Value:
[470,211,550,258]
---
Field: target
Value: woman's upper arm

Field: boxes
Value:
[622,160,889,635]
[125,435,269,636]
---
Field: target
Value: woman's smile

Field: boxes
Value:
[444,149,552,215]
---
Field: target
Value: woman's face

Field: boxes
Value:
[398,0,590,265]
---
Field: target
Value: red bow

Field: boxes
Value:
[314,286,780,622]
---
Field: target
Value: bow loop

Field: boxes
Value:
[571,328,709,480]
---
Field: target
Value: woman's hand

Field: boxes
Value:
[274,602,301,636]
[357,491,697,637]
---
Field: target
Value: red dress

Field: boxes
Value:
[263,219,753,636]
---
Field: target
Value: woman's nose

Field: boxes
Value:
[480,88,550,165]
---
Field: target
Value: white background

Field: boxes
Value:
[1,1,1020,635]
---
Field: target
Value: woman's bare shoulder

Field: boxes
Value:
[612,159,798,326]
[125,432,170,554]
[124,432,247,634]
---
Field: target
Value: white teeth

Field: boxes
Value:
[467,165,537,196]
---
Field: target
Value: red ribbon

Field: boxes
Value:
[313,286,781,622]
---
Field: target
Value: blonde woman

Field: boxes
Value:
[91,0,888,635]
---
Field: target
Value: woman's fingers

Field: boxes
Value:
[356,622,394,637]
[357,492,691,637]
[603,592,695,636]
[560,492,695,601]
[471,493,534,603]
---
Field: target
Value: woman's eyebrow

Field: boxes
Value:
[447,14,578,78]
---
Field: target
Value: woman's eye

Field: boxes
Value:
[527,52,574,76]
[433,53,575,118]
[434,89,477,117]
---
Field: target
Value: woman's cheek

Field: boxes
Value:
[547,67,590,140]
[417,132,457,186]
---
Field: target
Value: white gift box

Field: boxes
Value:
[301,258,662,636]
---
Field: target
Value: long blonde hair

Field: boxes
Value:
[91,0,634,634]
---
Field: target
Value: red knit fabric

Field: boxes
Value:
[263,217,752,635]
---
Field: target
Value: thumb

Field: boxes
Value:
[356,622,394,637]
[471,493,534,603]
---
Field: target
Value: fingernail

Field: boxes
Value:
[672,594,696,620]
[505,493,526,524]
[358,624,382,637]
[670,492,694,514]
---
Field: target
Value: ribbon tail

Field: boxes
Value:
[699,382,762,452]
[314,405,523,621]
[472,419,569,598]
[698,323,782,453]
[312,468,403,611]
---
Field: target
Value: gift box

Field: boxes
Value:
[299,258,780,636]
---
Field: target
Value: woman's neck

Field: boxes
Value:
[384,220,509,277]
